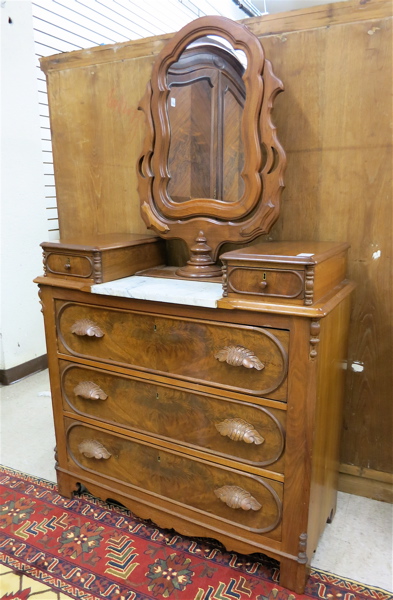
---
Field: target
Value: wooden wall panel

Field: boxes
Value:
[46,55,156,238]
[41,0,392,485]
[258,15,392,476]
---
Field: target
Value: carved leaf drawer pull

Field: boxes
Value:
[215,418,265,445]
[214,485,262,511]
[214,345,264,370]
[71,319,104,338]
[73,381,108,401]
[78,439,111,460]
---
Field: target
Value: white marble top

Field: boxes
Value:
[91,276,223,308]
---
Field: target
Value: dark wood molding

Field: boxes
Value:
[338,463,393,503]
[309,320,320,360]
[0,355,48,386]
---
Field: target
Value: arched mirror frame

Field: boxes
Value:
[138,16,286,277]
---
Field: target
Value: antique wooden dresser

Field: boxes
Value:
[36,15,354,593]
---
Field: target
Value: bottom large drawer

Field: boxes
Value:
[64,419,283,540]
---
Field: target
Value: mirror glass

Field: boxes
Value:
[166,36,247,205]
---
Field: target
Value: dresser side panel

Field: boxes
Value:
[307,294,352,554]
[100,240,166,281]
[281,316,317,556]
[38,285,70,473]
[313,251,348,303]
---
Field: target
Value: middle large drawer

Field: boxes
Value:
[60,361,286,473]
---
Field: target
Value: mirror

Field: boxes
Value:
[137,16,286,278]
[167,38,246,204]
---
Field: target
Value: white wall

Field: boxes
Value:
[257,0,347,14]
[1,1,48,371]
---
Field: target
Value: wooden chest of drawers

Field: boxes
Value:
[221,241,349,305]
[37,272,353,593]
[41,234,165,284]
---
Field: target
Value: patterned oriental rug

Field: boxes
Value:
[0,466,391,600]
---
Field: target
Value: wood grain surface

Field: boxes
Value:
[258,10,392,476]
[45,55,155,239]
[56,301,289,399]
[65,418,283,538]
[45,253,93,279]
[228,267,304,299]
[60,360,286,472]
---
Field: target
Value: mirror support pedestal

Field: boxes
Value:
[176,231,222,278]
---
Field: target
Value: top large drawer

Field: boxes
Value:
[56,301,288,399]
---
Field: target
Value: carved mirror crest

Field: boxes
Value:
[137,16,286,278]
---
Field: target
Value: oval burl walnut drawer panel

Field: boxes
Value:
[45,253,93,278]
[227,267,304,299]
[56,302,289,399]
[65,420,283,538]
[61,362,286,470]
